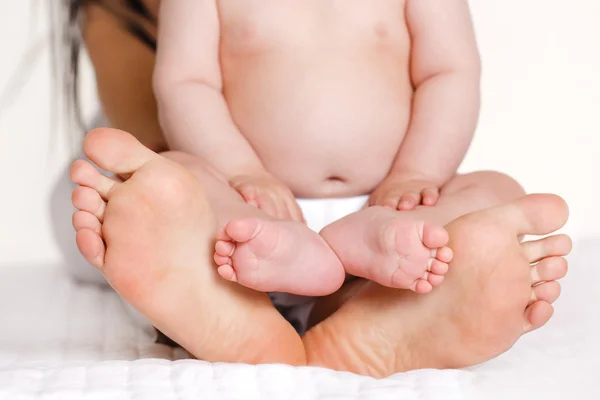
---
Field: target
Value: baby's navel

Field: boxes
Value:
[326,176,347,185]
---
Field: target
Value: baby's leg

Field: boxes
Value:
[164,152,345,296]
[321,171,525,293]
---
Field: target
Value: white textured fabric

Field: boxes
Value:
[0,240,596,399]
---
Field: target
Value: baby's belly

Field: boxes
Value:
[223,51,413,198]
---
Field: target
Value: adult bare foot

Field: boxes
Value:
[321,206,452,293]
[214,218,345,295]
[303,194,571,377]
[70,128,305,365]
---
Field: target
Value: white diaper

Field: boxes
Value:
[268,195,369,335]
[296,196,370,233]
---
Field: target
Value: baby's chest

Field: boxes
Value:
[218,0,409,50]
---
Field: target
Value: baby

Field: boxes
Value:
[153,0,480,296]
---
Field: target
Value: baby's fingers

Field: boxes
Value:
[398,192,420,211]
[236,184,259,208]
[257,192,279,218]
[286,197,305,223]
[271,193,292,220]
[421,187,440,206]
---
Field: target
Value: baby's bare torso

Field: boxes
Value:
[218,0,412,198]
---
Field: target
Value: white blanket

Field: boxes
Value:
[0,240,596,399]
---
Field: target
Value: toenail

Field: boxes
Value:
[430,249,437,258]
[427,258,433,270]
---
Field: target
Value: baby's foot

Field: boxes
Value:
[321,206,452,293]
[214,218,345,296]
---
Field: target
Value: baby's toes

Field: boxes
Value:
[381,195,401,209]
[214,241,235,267]
[215,240,235,258]
[214,254,232,267]
[433,246,453,263]
[413,278,433,294]
[424,271,445,287]
[215,227,230,241]
[428,258,449,276]
[398,193,419,210]
[421,188,439,206]
[217,264,238,282]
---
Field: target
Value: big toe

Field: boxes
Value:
[505,194,569,236]
[83,128,157,175]
[522,234,573,263]
[422,222,449,249]
[225,218,263,243]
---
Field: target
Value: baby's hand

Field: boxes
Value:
[369,173,440,211]
[230,172,305,222]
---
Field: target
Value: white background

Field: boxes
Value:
[0,1,599,267]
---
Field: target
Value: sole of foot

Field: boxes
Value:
[303,194,571,377]
[214,217,346,296]
[71,128,305,365]
[321,206,452,293]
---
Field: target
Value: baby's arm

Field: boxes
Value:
[154,0,262,177]
[154,0,302,221]
[370,0,481,210]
